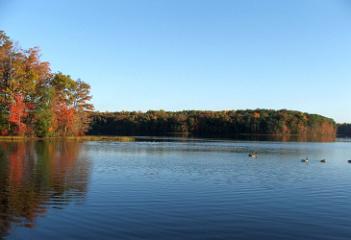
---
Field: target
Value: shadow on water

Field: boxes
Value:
[0,141,91,238]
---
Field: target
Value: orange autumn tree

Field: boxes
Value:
[8,94,27,135]
[54,102,75,136]
[51,73,94,136]
[0,31,94,137]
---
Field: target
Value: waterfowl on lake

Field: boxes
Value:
[248,152,257,158]
[301,157,309,163]
[320,159,326,163]
[348,160,351,164]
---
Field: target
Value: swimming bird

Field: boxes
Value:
[348,160,351,164]
[320,159,326,163]
[301,157,309,163]
[248,152,257,158]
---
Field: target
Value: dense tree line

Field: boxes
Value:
[337,124,351,137]
[0,31,93,137]
[89,110,336,139]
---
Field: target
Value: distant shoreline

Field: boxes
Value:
[88,110,337,141]
[0,134,339,143]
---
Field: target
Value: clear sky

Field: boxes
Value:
[1,0,351,122]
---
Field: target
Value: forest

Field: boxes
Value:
[337,124,351,137]
[0,31,93,137]
[89,110,337,139]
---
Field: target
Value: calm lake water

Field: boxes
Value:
[1,139,351,240]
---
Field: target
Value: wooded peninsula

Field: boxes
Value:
[89,110,337,140]
[0,31,346,140]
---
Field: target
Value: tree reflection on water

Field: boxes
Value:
[0,141,90,237]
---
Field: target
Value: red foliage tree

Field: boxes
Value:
[55,102,76,136]
[8,94,27,135]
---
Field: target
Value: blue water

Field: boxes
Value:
[1,139,351,239]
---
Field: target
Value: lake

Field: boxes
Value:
[1,139,351,240]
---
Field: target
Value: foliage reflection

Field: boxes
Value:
[0,141,90,237]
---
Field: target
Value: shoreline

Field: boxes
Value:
[0,136,136,142]
[0,134,339,143]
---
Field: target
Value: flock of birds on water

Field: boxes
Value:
[248,152,351,164]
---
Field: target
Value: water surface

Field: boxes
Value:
[1,139,351,240]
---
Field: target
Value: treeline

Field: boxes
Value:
[89,110,336,139]
[337,124,351,137]
[0,31,93,137]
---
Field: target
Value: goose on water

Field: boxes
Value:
[248,152,257,158]
[348,160,351,164]
[301,157,309,163]
[320,159,326,163]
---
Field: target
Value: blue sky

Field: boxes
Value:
[1,0,351,122]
